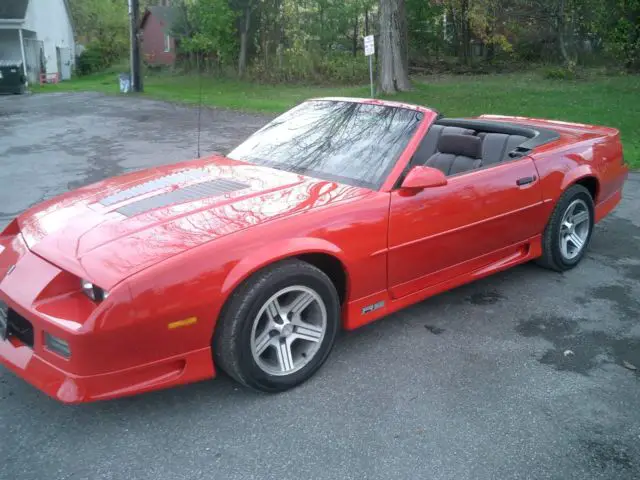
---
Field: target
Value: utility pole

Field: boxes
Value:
[129,0,143,92]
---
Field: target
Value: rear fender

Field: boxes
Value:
[559,162,598,198]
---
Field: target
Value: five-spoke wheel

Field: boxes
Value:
[250,286,327,376]
[538,184,594,271]
[213,259,340,392]
[558,198,591,260]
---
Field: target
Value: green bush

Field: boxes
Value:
[76,39,127,76]
[247,50,369,85]
[543,65,578,80]
[76,46,104,76]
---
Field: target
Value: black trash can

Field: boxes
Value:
[0,61,27,94]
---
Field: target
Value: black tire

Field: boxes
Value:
[536,184,594,272]
[213,259,340,392]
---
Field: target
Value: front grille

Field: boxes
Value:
[7,309,34,347]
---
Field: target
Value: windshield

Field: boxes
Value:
[227,100,423,190]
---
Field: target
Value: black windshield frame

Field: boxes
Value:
[227,100,424,190]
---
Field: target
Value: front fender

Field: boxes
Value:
[221,237,349,299]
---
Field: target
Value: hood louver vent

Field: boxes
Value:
[116,178,248,217]
[101,170,209,207]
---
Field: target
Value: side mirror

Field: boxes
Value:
[401,166,448,190]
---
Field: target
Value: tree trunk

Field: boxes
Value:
[558,30,570,64]
[450,7,459,57]
[461,0,471,65]
[557,0,571,65]
[238,4,252,77]
[319,6,324,50]
[277,0,284,69]
[399,0,409,73]
[238,31,248,76]
[365,8,369,36]
[487,43,495,62]
[378,0,411,94]
[352,15,358,57]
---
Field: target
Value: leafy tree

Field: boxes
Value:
[406,0,445,60]
[68,0,129,71]
[600,0,640,71]
[69,0,640,80]
[174,0,238,70]
[230,0,256,76]
[68,0,128,49]
[468,0,513,58]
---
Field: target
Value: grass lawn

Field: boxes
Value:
[35,71,639,167]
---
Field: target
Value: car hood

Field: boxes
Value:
[17,155,368,289]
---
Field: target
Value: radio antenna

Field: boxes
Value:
[196,53,202,158]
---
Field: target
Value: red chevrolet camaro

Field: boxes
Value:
[0,98,629,403]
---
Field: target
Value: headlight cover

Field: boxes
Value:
[81,279,109,302]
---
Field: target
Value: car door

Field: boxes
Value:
[387,157,545,299]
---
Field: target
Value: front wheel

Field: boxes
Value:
[537,184,594,272]
[213,260,340,392]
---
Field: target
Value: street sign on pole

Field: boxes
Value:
[364,35,375,56]
[364,35,375,98]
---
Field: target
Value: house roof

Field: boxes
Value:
[140,6,180,34]
[0,0,29,20]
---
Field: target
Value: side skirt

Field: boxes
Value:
[343,235,542,330]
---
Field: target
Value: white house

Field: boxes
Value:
[0,0,75,84]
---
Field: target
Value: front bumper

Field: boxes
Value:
[0,233,215,404]
[0,334,73,400]
[0,335,214,403]
[0,285,215,403]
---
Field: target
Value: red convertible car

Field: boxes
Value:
[0,98,628,403]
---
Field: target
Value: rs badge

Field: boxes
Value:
[362,301,385,315]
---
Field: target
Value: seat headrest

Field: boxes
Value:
[437,134,482,159]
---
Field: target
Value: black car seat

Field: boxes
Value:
[424,134,483,176]
[477,132,528,165]
[410,125,475,167]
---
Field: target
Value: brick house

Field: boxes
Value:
[140,5,179,66]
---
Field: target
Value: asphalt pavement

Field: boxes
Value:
[1,92,639,480]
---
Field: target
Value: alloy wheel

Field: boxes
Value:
[250,285,327,376]
[558,198,590,260]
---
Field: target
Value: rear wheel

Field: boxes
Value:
[213,259,340,392]
[537,184,594,272]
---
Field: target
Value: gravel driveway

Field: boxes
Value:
[1,92,639,480]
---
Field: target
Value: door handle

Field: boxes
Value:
[516,176,537,186]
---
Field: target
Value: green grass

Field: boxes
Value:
[35,71,640,167]
[33,72,364,112]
